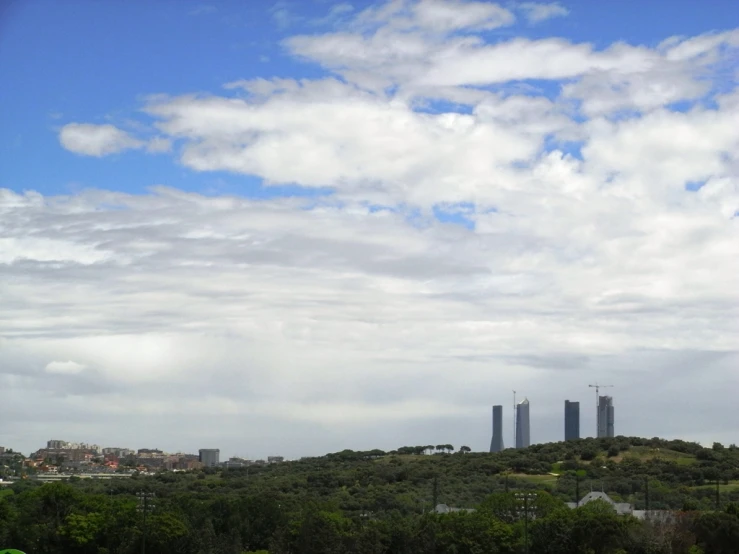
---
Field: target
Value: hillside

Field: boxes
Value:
[204,436,737,513]
[1,436,738,553]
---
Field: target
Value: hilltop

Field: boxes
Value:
[208,435,739,513]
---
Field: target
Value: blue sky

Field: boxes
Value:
[2,0,737,198]
[1,1,738,456]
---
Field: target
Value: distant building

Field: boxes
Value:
[223,457,250,468]
[47,440,67,449]
[102,447,134,458]
[34,448,92,464]
[567,491,632,515]
[434,504,475,514]
[489,405,504,453]
[564,400,580,441]
[199,449,220,467]
[515,398,530,448]
[267,456,284,464]
[597,396,615,438]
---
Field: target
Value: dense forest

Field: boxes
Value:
[1,436,739,553]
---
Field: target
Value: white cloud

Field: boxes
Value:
[270,1,303,30]
[563,31,739,117]
[144,85,541,205]
[353,0,514,33]
[311,2,354,27]
[2,142,738,452]
[410,0,515,32]
[517,2,569,24]
[0,237,110,265]
[45,361,86,375]
[59,123,144,157]
[146,136,172,153]
[8,4,739,456]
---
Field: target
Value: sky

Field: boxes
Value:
[1,0,738,459]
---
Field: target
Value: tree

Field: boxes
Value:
[145,512,190,554]
[60,511,106,547]
[693,511,739,554]
[459,446,471,454]
[434,511,514,553]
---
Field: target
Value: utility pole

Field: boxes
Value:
[511,391,516,448]
[432,476,439,510]
[716,479,720,510]
[645,477,649,511]
[136,491,155,554]
[588,383,613,436]
[515,492,536,554]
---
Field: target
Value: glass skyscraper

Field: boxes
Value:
[597,396,615,438]
[564,400,580,441]
[515,398,530,448]
[489,405,504,453]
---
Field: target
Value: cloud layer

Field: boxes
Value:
[3,0,739,456]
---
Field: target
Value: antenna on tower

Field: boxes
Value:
[512,390,517,449]
[588,382,614,436]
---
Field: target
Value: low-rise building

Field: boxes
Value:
[566,491,633,515]
[102,447,134,458]
[34,448,94,464]
[434,504,475,514]
[223,457,250,468]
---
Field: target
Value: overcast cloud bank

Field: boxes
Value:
[2,0,738,456]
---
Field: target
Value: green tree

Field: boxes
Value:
[693,511,739,554]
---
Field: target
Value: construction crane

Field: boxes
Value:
[588,383,614,436]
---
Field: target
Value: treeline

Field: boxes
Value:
[1,481,739,553]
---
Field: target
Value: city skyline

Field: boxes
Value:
[10,388,732,458]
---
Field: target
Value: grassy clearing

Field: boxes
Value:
[617,446,697,465]
[691,480,739,492]
[510,474,559,486]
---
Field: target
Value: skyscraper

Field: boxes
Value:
[515,398,530,448]
[564,400,580,441]
[490,405,504,453]
[597,396,615,438]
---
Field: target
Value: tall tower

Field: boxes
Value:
[597,396,615,438]
[490,405,504,453]
[564,400,580,441]
[515,398,530,448]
